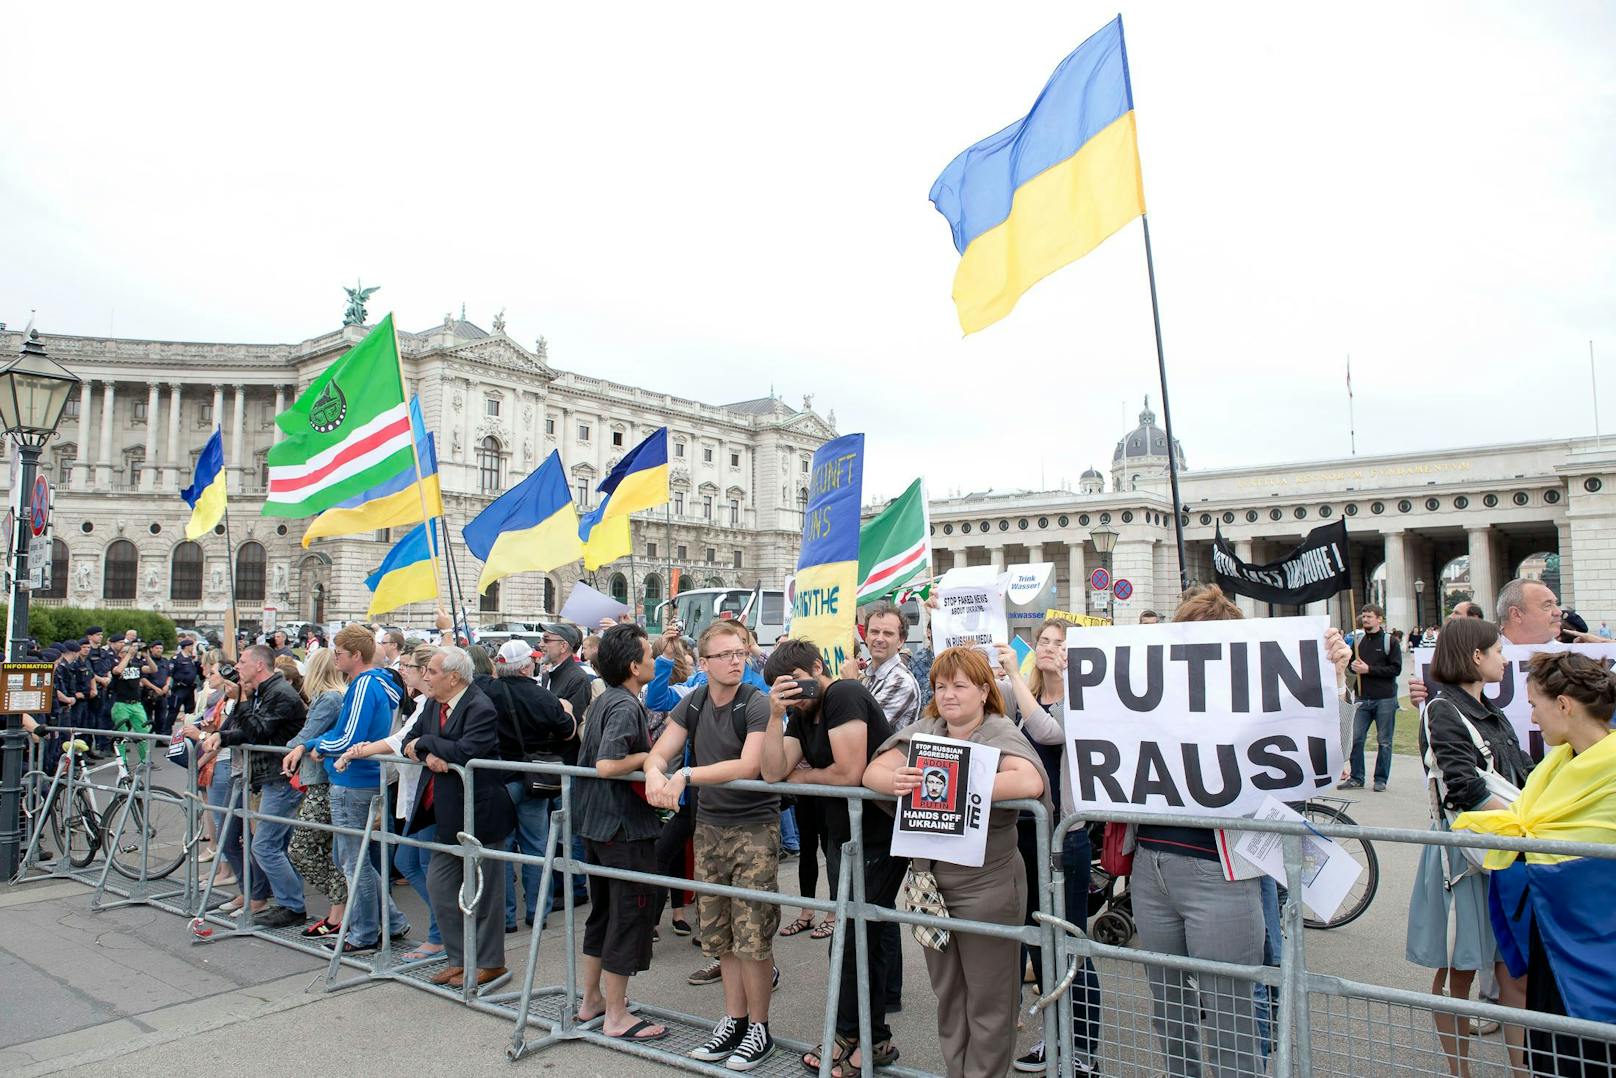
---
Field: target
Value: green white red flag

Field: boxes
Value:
[857,478,930,605]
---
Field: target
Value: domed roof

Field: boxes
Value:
[1112,397,1185,465]
[1080,465,1103,479]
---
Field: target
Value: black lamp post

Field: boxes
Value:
[0,327,80,878]
[1090,523,1119,625]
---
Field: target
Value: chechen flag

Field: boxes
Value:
[264,314,413,519]
[857,478,930,605]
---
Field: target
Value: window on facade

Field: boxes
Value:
[104,539,138,600]
[39,539,68,599]
[610,573,628,604]
[729,498,739,525]
[258,453,269,490]
[674,441,685,458]
[55,445,76,486]
[133,401,148,422]
[200,402,213,424]
[236,541,266,601]
[703,496,713,520]
[64,396,80,421]
[730,452,740,468]
[485,397,500,418]
[577,479,590,507]
[478,436,504,494]
[578,423,591,441]
[703,447,714,463]
[542,577,556,613]
[126,448,145,487]
[170,541,203,601]
[732,550,743,569]
[801,458,809,473]
[677,544,688,561]
[612,431,624,447]
[480,580,500,612]
[545,417,555,435]
[673,493,685,515]
[647,541,658,558]
[705,546,716,564]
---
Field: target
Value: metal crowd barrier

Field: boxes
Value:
[16,729,1616,1078]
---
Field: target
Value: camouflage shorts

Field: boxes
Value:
[694,821,781,962]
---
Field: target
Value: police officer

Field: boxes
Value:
[58,639,91,733]
[169,638,200,727]
[48,646,72,730]
[141,641,174,733]
[84,626,117,757]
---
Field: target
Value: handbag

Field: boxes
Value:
[500,679,564,799]
[1100,821,1136,877]
[898,864,951,951]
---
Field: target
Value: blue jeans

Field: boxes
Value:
[205,756,233,834]
[330,785,382,946]
[1350,697,1398,785]
[780,805,800,852]
[395,820,441,946]
[1253,876,1283,1058]
[252,780,306,913]
[505,784,557,927]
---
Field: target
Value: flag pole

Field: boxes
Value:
[1140,214,1189,594]
[221,501,241,663]
[439,510,474,642]
[390,317,444,613]
[1347,355,1358,457]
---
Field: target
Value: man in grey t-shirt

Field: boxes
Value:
[647,621,789,1071]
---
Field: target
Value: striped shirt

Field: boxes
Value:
[863,654,920,731]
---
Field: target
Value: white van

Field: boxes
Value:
[653,587,788,646]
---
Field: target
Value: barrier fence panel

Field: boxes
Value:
[17,729,1616,1078]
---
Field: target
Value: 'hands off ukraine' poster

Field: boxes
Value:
[794,433,864,671]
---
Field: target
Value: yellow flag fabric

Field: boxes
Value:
[1453,733,1616,869]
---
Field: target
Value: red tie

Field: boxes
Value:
[420,702,449,815]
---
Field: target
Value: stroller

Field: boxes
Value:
[1087,821,1136,946]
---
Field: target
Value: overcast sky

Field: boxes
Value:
[6,2,1614,501]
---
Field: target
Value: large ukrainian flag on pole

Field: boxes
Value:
[793,434,864,672]
[463,450,583,595]
[180,427,227,540]
[579,427,670,571]
[365,520,440,618]
[930,15,1146,334]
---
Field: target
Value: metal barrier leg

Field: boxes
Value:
[322,803,381,991]
[507,806,565,1060]
[849,803,875,1078]
[374,781,397,970]
[15,754,65,880]
[1030,807,1060,1078]
[1280,832,1312,1077]
[236,776,255,934]
[89,766,141,910]
[818,837,856,1078]
[559,779,578,1026]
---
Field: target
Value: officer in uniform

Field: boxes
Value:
[58,639,90,733]
[48,647,72,731]
[168,638,200,727]
[140,641,174,734]
[84,626,116,757]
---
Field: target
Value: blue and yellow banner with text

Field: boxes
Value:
[793,433,865,671]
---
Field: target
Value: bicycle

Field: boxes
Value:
[1295,795,1379,930]
[27,732,191,881]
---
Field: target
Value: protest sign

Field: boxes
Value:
[792,434,864,670]
[891,734,1000,868]
[1045,607,1112,628]
[933,583,1008,668]
[1005,563,1057,629]
[559,580,631,627]
[1413,641,1616,761]
[1212,522,1351,605]
[1231,795,1364,922]
[1064,616,1341,819]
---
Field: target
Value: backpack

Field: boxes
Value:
[680,682,761,807]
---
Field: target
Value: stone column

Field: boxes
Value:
[1233,540,1261,618]
[1467,527,1499,621]
[164,383,182,487]
[988,544,1005,573]
[273,385,286,443]
[1383,530,1414,633]
[97,381,116,486]
[212,386,223,434]
[1556,520,1575,609]
[230,388,245,492]
[73,381,95,490]
[1067,541,1087,612]
[141,382,161,491]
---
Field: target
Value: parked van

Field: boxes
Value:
[652,587,788,646]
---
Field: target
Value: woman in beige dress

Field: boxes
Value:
[864,646,1051,1078]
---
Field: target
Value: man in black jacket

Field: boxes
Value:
[539,622,596,904]
[204,644,309,927]
[404,646,516,988]
[1339,605,1402,792]
[487,639,576,930]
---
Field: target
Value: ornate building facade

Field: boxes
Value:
[2,317,837,629]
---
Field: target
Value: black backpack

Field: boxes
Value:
[680,682,761,807]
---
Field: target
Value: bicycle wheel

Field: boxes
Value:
[105,786,188,881]
[1299,800,1379,929]
[45,785,101,869]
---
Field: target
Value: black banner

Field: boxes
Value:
[1212,521,1351,605]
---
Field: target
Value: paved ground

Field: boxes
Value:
[0,756,1532,1076]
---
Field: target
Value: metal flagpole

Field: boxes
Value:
[1140,214,1189,594]
[222,503,241,662]
[1347,355,1358,457]
[389,317,444,614]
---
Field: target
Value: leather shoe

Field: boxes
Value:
[472,966,508,986]
[429,966,465,986]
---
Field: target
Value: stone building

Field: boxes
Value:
[2,317,836,629]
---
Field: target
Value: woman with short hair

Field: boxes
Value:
[286,648,350,939]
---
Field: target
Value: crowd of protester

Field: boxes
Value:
[20,574,1616,1078]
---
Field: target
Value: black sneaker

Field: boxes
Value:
[1336,779,1364,790]
[1373,781,1387,792]
[390,922,412,940]
[1014,1042,1047,1073]
[725,1020,774,1071]
[256,905,308,929]
[690,1015,748,1061]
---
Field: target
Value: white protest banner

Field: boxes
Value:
[559,580,632,627]
[1065,616,1341,819]
[891,734,1000,868]
[1230,795,1363,922]
[1413,642,1616,760]
[932,567,1009,668]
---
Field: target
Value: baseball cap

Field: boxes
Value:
[542,623,582,651]
[495,639,533,665]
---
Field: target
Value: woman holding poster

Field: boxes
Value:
[863,647,1050,1078]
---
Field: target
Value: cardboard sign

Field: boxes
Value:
[933,584,1008,668]
[793,434,865,671]
[891,733,1000,867]
[1064,616,1341,819]
[1413,642,1616,760]
[560,580,632,627]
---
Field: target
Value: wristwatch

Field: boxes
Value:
[681,765,693,783]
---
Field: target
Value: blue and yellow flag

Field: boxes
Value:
[930,15,1146,334]
[364,519,439,618]
[579,427,670,571]
[180,427,228,540]
[302,396,444,546]
[793,433,864,671]
[463,449,583,594]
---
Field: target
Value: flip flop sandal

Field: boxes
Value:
[605,1018,668,1042]
[400,946,446,963]
[779,915,816,937]
[810,920,836,939]
[802,1035,857,1076]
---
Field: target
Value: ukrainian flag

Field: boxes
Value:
[180,427,228,540]
[301,396,444,546]
[930,15,1146,334]
[463,449,583,594]
[579,427,669,570]
[365,519,439,617]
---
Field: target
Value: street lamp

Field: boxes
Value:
[1090,523,1119,624]
[1414,578,1426,629]
[0,327,80,878]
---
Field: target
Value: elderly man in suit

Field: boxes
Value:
[403,645,516,988]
